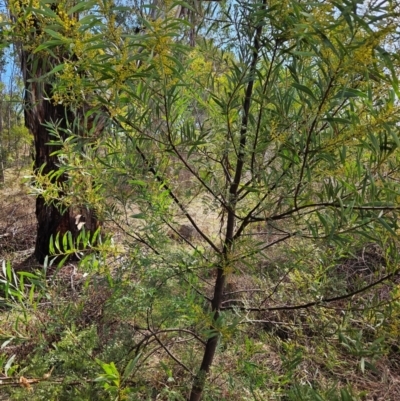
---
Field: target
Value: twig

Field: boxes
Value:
[221,268,400,312]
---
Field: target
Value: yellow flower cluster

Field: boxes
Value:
[9,0,79,49]
[56,7,76,33]
[10,0,42,45]
[189,50,213,79]
[111,47,138,85]
[52,62,84,106]
[146,18,175,78]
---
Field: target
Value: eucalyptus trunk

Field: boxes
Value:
[14,3,103,264]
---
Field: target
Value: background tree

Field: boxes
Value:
[5,0,205,263]
[7,0,108,263]
[0,47,30,182]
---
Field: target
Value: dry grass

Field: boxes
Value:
[2,167,400,400]
[0,168,36,265]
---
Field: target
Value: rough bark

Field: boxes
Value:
[17,11,103,264]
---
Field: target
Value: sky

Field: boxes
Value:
[0,0,21,94]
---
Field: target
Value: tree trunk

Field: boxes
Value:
[0,95,4,184]
[19,23,102,264]
[189,2,264,397]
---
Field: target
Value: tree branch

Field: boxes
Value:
[221,268,400,312]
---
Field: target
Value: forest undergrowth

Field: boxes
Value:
[1,166,400,401]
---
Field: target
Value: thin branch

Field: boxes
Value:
[163,94,229,207]
[224,288,264,296]
[250,41,279,176]
[221,268,400,312]
[249,202,400,223]
[294,72,337,209]
[183,277,213,302]
[104,107,221,254]
[148,327,194,375]
[108,217,161,255]
[260,263,298,306]
[134,144,221,254]
[152,328,207,346]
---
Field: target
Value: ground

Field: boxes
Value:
[1,166,400,400]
